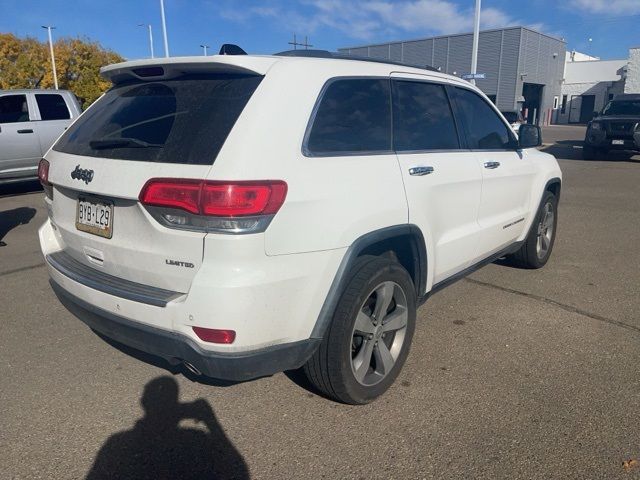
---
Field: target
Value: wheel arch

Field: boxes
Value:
[545,177,562,202]
[310,225,427,339]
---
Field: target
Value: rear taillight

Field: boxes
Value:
[139,179,287,234]
[192,327,236,344]
[38,159,50,186]
[38,159,53,199]
[139,179,201,214]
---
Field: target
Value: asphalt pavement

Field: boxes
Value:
[1,126,639,479]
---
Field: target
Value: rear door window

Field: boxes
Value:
[305,78,391,155]
[53,73,263,165]
[451,87,514,150]
[392,80,460,151]
[0,95,30,123]
[35,94,71,120]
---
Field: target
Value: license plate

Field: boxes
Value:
[612,139,625,145]
[76,197,113,238]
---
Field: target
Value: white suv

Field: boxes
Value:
[39,51,561,404]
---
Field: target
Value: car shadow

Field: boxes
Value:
[0,207,37,246]
[0,179,42,198]
[541,140,639,162]
[85,376,249,480]
[93,331,241,388]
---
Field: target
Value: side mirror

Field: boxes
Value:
[518,124,542,149]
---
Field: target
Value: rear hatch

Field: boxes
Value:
[45,57,273,293]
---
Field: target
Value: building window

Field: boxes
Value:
[553,96,559,109]
[561,95,568,114]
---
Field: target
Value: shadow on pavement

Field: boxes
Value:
[0,207,37,246]
[541,140,639,162]
[85,376,249,480]
[93,330,240,388]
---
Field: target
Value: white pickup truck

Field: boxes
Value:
[0,89,81,184]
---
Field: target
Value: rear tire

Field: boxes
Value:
[508,191,558,269]
[303,256,416,404]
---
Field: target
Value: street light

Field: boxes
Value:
[159,0,170,57]
[138,23,154,58]
[200,44,210,56]
[470,0,481,86]
[41,25,58,90]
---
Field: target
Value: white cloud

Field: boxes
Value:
[569,0,640,14]
[221,0,536,42]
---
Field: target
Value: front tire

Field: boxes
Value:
[303,256,416,404]
[508,191,558,269]
[582,144,599,159]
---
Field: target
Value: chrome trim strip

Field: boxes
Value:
[46,251,182,307]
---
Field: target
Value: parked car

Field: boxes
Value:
[501,110,525,134]
[39,51,561,404]
[583,93,640,159]
[0,89,81,184]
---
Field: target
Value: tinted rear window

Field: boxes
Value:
[36,94,70,120]
[53,74,262,165]
[392,80,459,151]
[306,78,391,155]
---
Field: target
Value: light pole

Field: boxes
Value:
[159,0,170,57]
[138,24,154,58]
[200,44,210,56]
[470,0,481,85]
[41,25,58,90]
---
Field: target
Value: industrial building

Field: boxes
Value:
[556,47,640,124]
[339,26,566,125]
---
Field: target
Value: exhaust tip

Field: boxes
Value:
[182,361,202,377]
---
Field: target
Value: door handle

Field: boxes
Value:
[408,166,434,176]
[483,161,500,169]
[17,129,34,134]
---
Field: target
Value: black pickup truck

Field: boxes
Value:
[583,94,640,159]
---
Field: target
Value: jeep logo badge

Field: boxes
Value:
[71,165,94,184]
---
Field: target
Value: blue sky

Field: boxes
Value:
[1,0,638,60]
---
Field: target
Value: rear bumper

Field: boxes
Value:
[52,280,320,381]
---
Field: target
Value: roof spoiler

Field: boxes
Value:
[101,56,275,84]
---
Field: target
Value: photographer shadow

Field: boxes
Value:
[86,376,249,480]
[0,207,36,246]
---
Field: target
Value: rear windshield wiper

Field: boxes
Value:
[89,137,164,149]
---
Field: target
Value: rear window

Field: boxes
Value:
[36,94,70,120]
[305,78,391,155]
[53,73,262,165]
[392,80,459,151]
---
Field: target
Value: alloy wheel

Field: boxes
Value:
[350,281,408,386]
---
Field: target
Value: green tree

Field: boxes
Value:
[0,33,124,108]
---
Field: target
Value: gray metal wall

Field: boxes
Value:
[338,27,566,118]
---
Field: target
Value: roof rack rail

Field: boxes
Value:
[274,49,439,72]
